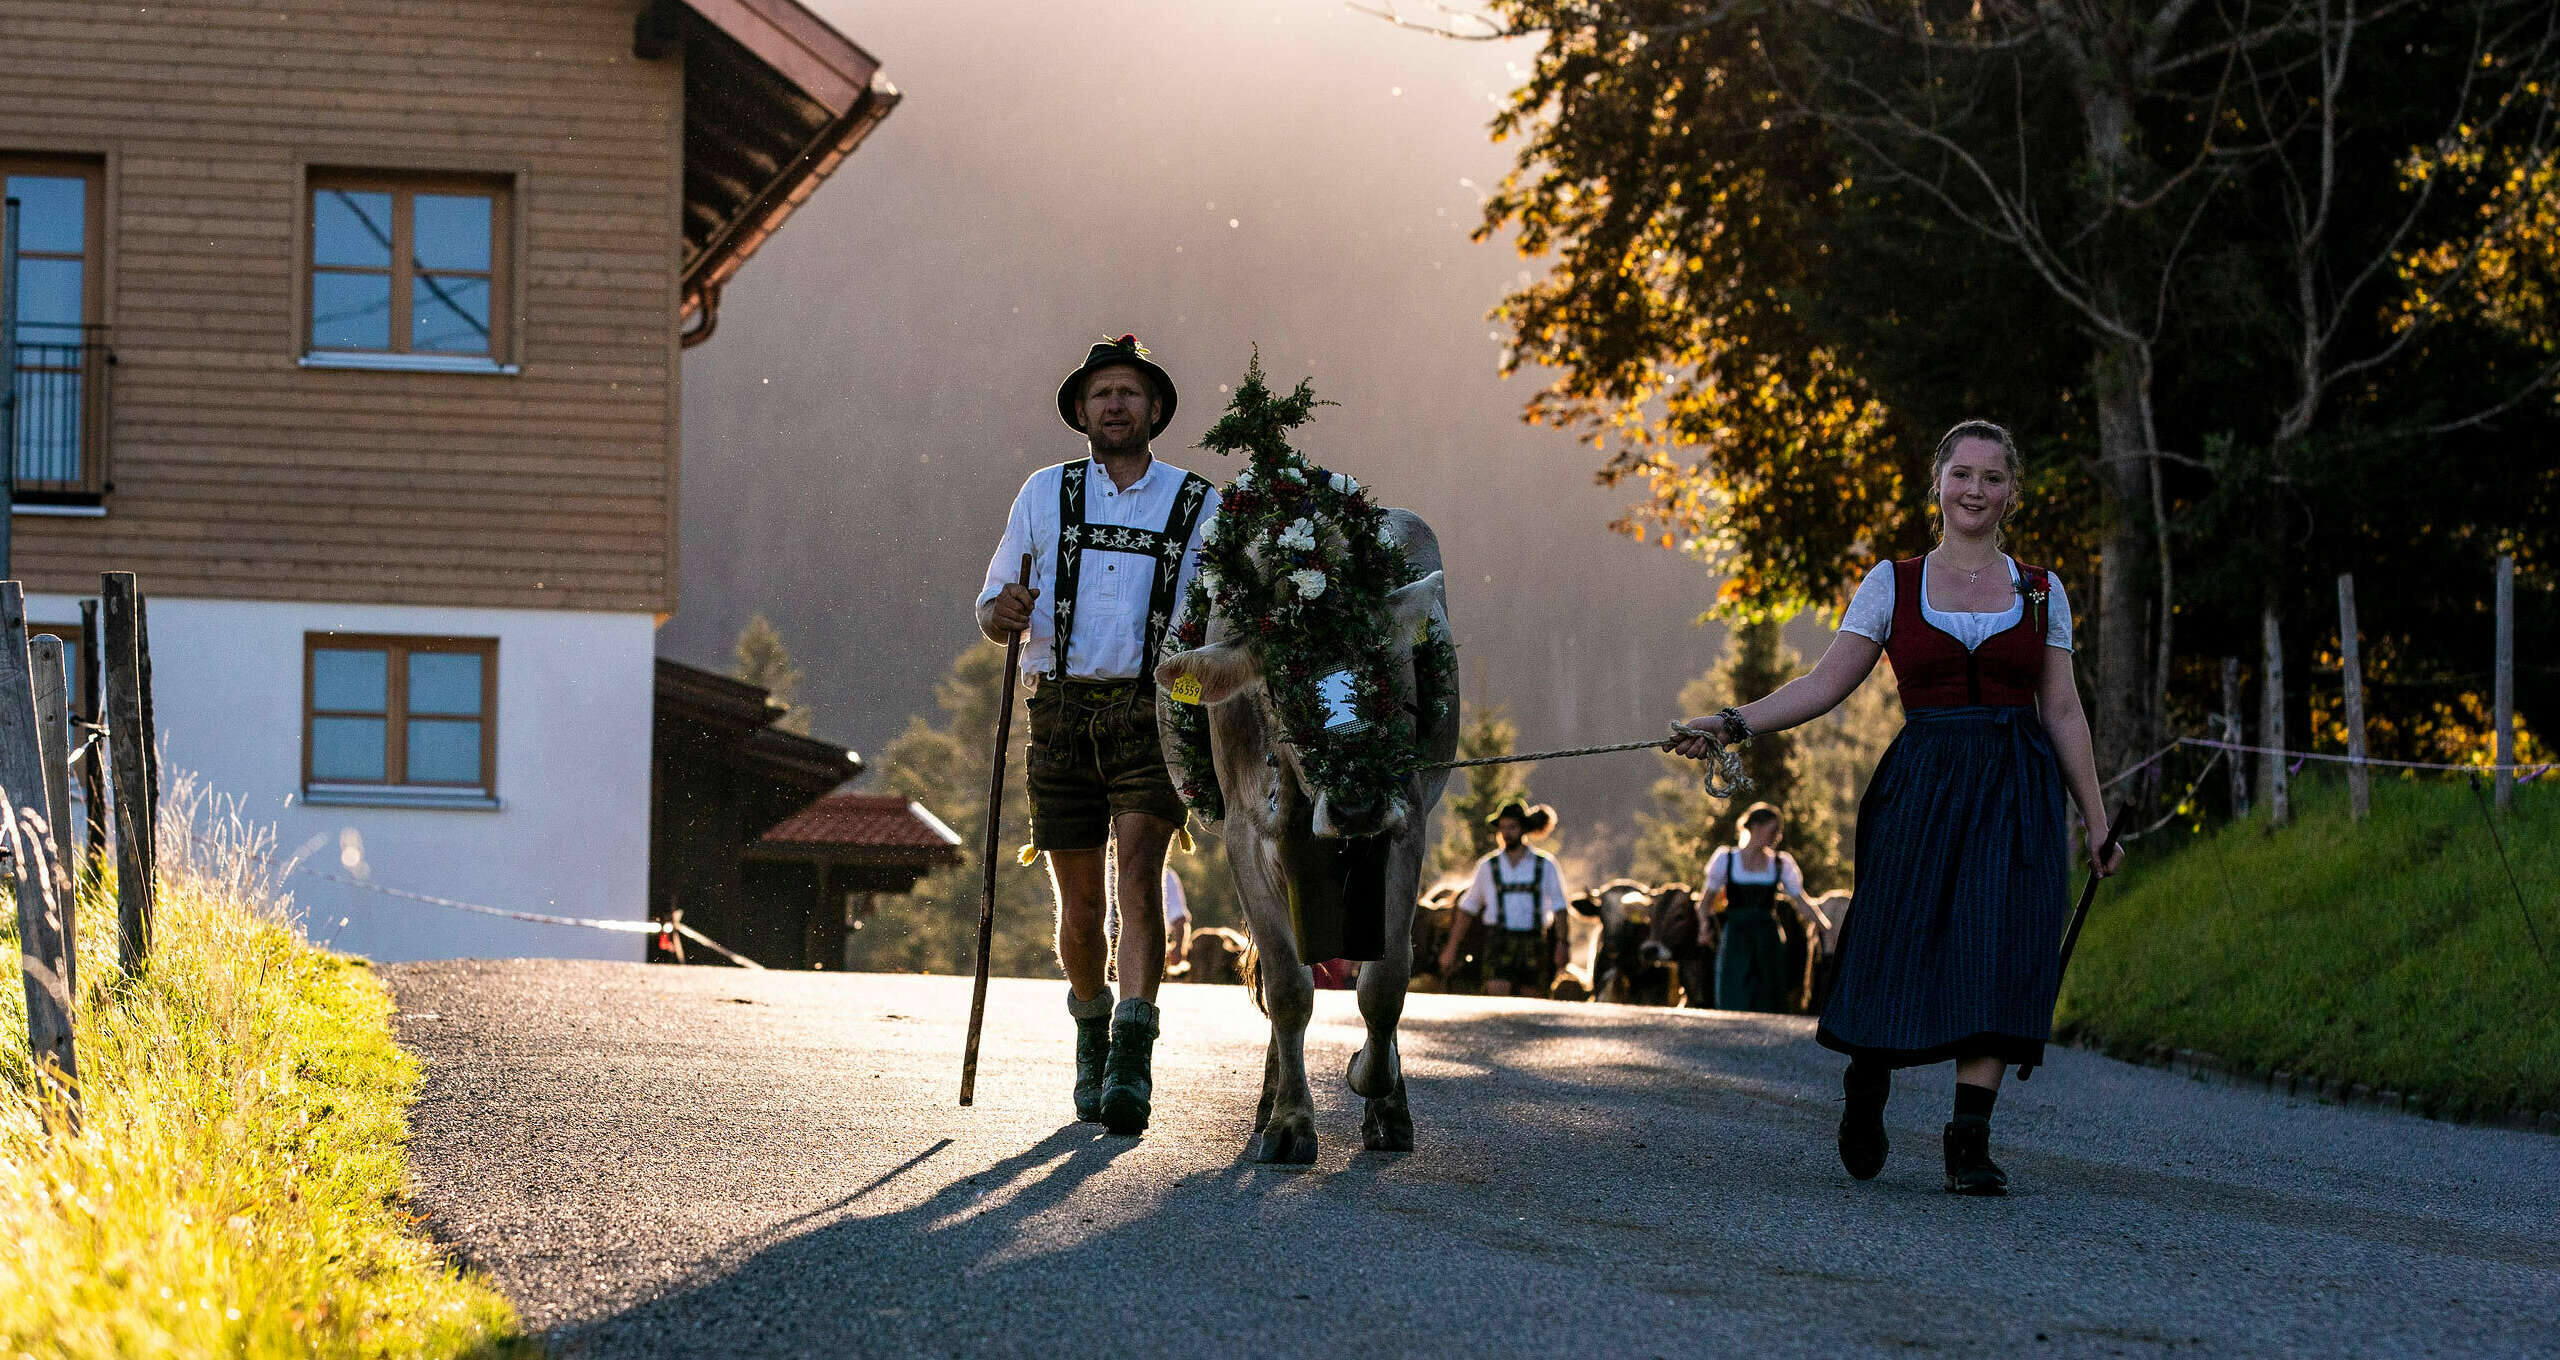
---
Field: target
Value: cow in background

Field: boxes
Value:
[1180,925,1250,986]
[1407,882,1464,994]
[1640,883,1713,1008]
[1583,879,1677,1005]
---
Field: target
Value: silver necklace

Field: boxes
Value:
[1932,549,1997,584]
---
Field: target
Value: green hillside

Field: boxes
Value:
[2057,776,2559,1122]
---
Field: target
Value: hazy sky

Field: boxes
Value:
[664,0,1738,859]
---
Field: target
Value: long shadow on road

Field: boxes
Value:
[394,966,2560,1360]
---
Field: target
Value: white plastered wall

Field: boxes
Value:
[29,594,654,962]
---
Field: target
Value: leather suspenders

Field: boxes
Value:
[1050,459,1213,685]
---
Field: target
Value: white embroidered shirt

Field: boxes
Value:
[1460,847,1573,932]
[977,457,1222,682]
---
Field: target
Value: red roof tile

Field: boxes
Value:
[760,793,962,852]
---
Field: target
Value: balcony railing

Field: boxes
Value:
[6,322,112,503]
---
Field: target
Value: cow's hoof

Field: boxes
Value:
[1361,1077,1413,1153]
[1253,1115,1319,1165]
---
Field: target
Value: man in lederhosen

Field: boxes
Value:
[1437,801,1573,997]
[977,335,1219,1135]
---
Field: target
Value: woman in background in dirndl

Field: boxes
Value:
[1671,420,2121,1195]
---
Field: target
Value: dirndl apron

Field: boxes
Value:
[1814,705,2071,1067]
[1714,873,1793,1013]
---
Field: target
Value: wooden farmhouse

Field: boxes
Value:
[0,0,900,961]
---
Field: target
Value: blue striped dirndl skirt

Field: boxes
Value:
[1815,705,2072,1069]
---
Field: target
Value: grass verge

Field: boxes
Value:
[2057,773,2559,1122]
[0,787,535,1357]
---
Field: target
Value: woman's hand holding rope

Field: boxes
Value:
[1666,717,1754,800]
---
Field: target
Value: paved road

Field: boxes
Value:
[384,961,2560,1358]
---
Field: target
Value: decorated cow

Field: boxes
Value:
[1154,362,1457,1164]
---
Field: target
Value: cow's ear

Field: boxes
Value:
[1387,570,1444,637]
[1158,639,1261,704]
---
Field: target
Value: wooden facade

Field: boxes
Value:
[0,0,894,615]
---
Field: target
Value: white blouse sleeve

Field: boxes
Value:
[1700,847,1732,895]
[2044,574,2075,651]
[1779,852,1807,899]
[1838,563,1896,642]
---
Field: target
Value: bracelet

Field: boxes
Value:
[1717,706,1754,744]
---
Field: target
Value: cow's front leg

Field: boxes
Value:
[1350,868,1418,1151]
[1253,936,1319,1166]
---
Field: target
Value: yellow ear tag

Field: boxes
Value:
[1015,842,1039,866]
[1166,674,1204,705]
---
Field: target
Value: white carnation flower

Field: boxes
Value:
[1276,517,1319,552]
[1329,471,1359,495]
[1375,522,1397,548]
[1277,464,1307,484]
[1232,469,1254,492]
[1289,567,1329,599]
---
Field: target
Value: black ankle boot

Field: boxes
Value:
[1838,1064,1889,1181]
[1072,1014,1111,1122]
[1099,998,1159,1135]
[1942,1118,2008,1196]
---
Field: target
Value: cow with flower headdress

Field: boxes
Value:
[1155,358,1459,1165]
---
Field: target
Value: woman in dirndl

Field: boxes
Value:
[1699,803,1828,1013]
[1671,420,2120,1196]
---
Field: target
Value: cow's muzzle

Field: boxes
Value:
[1311,791,1409,840]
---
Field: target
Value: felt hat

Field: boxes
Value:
[1486,800,1556,836]
[1057,334,1177,437]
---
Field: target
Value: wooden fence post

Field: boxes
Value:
[31,636,75,899]
[4,583,78,1123]
[136,593,159,815]
[2262,606,2290,828]
[2495,553,2516,809]
[2221,655,2249,820]
[76,598,103,873]
[102,572,154,970]
[2338,574,2369,821]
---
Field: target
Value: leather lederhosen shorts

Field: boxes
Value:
[1025,676,1188,852]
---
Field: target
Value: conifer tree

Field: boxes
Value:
[1432,702,1532,884]
[732,612,812,736]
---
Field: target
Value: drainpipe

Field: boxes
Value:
[680,282,721,349]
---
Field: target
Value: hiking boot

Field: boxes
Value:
[1072,1014,1112,1122]
[1838,1064,1889,1181]
[1943,1120,2009,1196]
[1099,997,1159,1135]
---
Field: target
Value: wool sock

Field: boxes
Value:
[1845,1059,1891,1112]
[1952,1082,1998,1126]
[1067,986,1115,1021]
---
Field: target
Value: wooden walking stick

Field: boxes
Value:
[960,552,1033,1106]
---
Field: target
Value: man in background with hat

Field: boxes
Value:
[977,335,1220,1135]
[1438,800,1575,997]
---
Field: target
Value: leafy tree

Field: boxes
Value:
[732,612,812,737]
[1434,0,2560,792]
[1432,702,1534,883]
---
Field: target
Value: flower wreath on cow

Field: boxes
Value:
[1163,357,1457,826]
